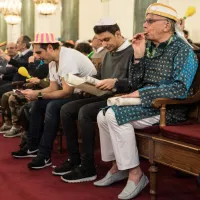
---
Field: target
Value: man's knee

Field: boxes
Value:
[97,110,106,126]
[78,104,92,121]
[60,103,74,120]
[8,95,17,106]
[105,108,116,123]
[1,91,12,108]
[45,101,64,119]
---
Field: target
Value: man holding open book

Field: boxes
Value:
[54,17,144,183]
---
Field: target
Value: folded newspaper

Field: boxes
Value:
[107,97,141,106]
[65,74,113,96]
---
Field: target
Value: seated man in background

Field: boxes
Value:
[54,18,136,183]
[0,52,49,137]
[75,42,93,57]
[0,35,33,97]
[94,3,198,200]
[12,33,96,170]
[91,34,107,60]
[0,42,18,85]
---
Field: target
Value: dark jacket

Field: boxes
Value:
[10,50,33,82]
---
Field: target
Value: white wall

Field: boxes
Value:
[109,0,134,39]
[79,0,134,40]
[6,0,200,43]
[7,23,21,42]
[79,0,106,40]
[7,2,61,42]
[169,0,200,43]
[34,2,61,38]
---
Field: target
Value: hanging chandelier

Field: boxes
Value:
[2,0,22,25]
[33,0,59,15]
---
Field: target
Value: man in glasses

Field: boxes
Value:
[94,2,198,200]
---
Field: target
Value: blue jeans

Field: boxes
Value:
[27,94,82,158]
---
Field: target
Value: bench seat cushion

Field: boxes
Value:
[161,124,200,146]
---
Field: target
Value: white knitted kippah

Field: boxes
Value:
[95,17,116,26]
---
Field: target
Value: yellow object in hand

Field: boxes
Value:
[0,41,6,47]
[18,67,31,79]
[184,6,196,19]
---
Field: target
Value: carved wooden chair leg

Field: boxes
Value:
[149,162,158,200]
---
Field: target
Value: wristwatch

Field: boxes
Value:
[37,92,43,100]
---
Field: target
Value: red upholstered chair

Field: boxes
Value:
[135,53,200,200]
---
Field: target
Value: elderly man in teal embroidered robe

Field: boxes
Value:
[94,2,198,200]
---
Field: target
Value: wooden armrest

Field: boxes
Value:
[152,89,200,108]
[152,97,193,108]
[152,89,200,127]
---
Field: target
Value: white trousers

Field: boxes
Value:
[97,108,160,170]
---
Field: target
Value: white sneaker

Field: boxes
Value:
[3,126,23,138]
[0,123,12,133]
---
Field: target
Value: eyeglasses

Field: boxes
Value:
[143,19,168,25]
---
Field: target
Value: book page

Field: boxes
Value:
[83,76,101,86]
[65,73,112,96]
[65,73,85,86]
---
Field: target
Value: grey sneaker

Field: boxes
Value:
[94,170,128,187]
[118,174,149,200]
[3,126,23,138]
[0,123,12,133]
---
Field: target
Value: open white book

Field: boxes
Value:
[107,97,141,106]
[65,74,113,96]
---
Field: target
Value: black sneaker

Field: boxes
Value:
[28,155,52,170]
[11,146,38,158]
[61,165,97,183]
[52,159,77,176]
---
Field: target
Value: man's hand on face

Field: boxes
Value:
[132,33,146,59]
[96,79,117,90]
[28,56,36,63]
[0,49,10,61]
[121,90,140,98]
[21,89,38,101]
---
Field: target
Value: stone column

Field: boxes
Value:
[21,0,35,39]
[133,0,157,34]
[61,0,79,41]
[0,14,7,42]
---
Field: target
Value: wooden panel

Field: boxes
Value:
[136,136,150,159]
[154,141,200,176]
